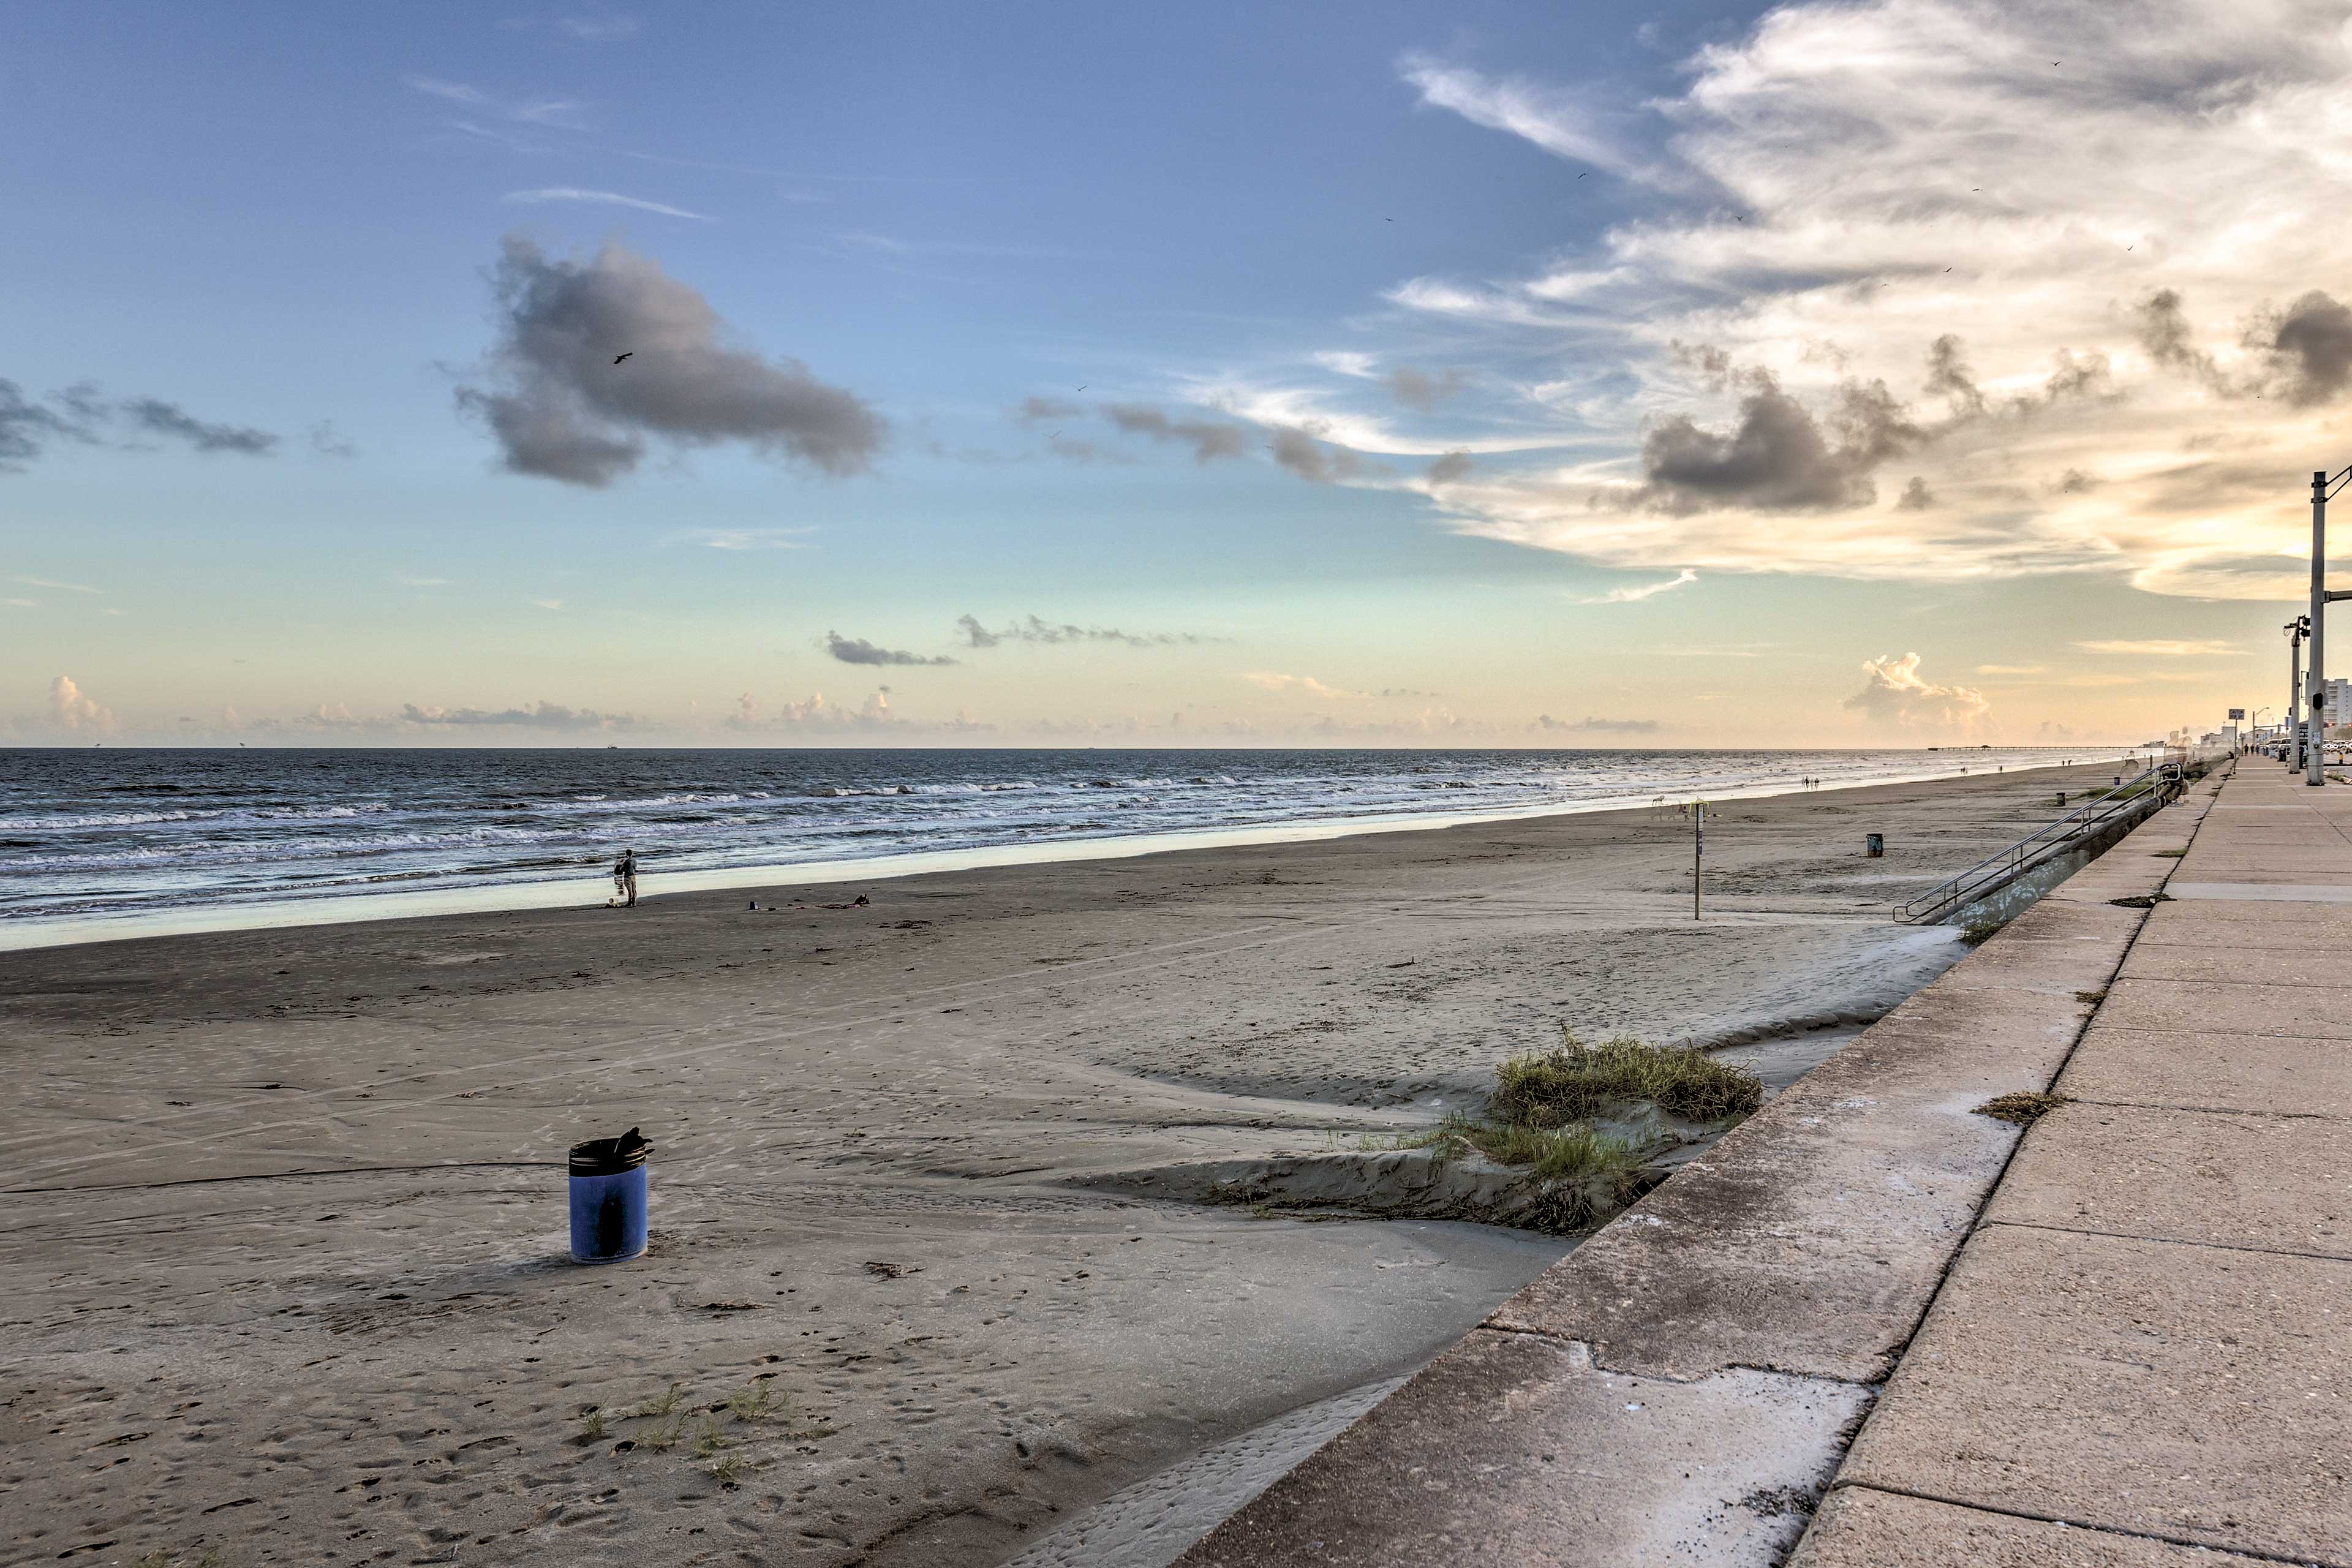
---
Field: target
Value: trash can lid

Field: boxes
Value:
[570,1126,652,1176]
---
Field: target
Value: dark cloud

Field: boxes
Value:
[2,379,277,470]
[2255,290,2352,405]
[122,398,278,455]
[2134,288,2228,392]
[955,613,1213,649]
[1387,366,1464,410]
[0,380,86,469]
[1267,426,1388,484]
[1670,341,1735,388]
[823,631,956,667]
[399,700,635,730]
[1924,334,1986,415]
[2041,347,2113,401]
[2054,467,2101,494]
[1101,403,1250,463]
[1533,714,1660,734]
[1015,396,1084,424]
[1637,371,1918,513]
[1427,450,1474,484]
[1895,476,1934,510]
[309,422,360,459]
[458,236,886,487]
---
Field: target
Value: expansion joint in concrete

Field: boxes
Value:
[1824,1482,2344,1568]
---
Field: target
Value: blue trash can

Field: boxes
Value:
[569,1127,650,1263]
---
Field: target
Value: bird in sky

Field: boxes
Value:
[1578,172,1587,178]
[612,352,633,364]
[1076,385,1087,391]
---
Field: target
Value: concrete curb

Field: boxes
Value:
[1174,773,2222,1567]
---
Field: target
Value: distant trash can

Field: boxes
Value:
[569,1127,651,1264]
[1866,833,1885,858]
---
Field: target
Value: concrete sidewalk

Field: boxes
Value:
[1180,771,2231,1567]
[1798,761,2352,1567]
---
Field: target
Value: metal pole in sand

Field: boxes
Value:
[2312,471,2328,788]
[1694,799,1704,921]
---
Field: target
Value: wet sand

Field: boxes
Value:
[2,763,2094,1566]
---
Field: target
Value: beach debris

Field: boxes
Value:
[1974,1091,2069,1126]
[863,1261,913,1280]
[1385,959,1416,968]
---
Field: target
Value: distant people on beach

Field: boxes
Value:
[611,849,638,908]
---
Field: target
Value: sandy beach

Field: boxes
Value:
[4,763,2098,1567]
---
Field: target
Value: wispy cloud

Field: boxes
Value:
[394,575,450,588]
[956,613,1216,649]
[1532,714,1661,734]
[2,379,276,470]
[504,188,710,221]
[1243,672,1370,701]
[673,527,816,551]
[2075,639,2243,657]
[529,597,564,611]
[559,11,639,42]
[1579,569,1696,605]
[404,75,586,129]
[13,575,99,594]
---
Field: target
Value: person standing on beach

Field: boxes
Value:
[613,848,639,908]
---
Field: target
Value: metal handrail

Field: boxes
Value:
[1893,764,2184,924]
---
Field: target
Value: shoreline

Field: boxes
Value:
[0,747,2133,953]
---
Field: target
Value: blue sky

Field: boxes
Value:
[5,1,2342,746]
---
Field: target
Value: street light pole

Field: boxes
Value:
[2289,620,2305,770]
[2312,471,2328,788]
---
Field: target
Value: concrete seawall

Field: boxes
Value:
[1175,767,2222,1565]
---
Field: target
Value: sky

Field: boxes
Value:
[5,0,2348,749]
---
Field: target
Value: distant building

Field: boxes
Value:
[2326,677,2352,721]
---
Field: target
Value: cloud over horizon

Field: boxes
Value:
[823,631,956,667]
[2,379,277,470]
[457,236,886,486]
[1844,652,1991,732]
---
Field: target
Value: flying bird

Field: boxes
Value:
[1076,385,1088,391]
[1578,172,1587,178]
[612,352,633,364]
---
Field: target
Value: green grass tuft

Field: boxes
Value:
[726,1380,784,1422]
[1490,1030,1762,1126]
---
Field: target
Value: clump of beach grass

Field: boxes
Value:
[691,1418,728,1458]
[577,1407,607,1442]
[710,1451,744,1487]
[639,1413,687,1452]
[726,1379,783,1423]
[1489,1029,1762,1126]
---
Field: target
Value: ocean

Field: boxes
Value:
[0,745,2130,946]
